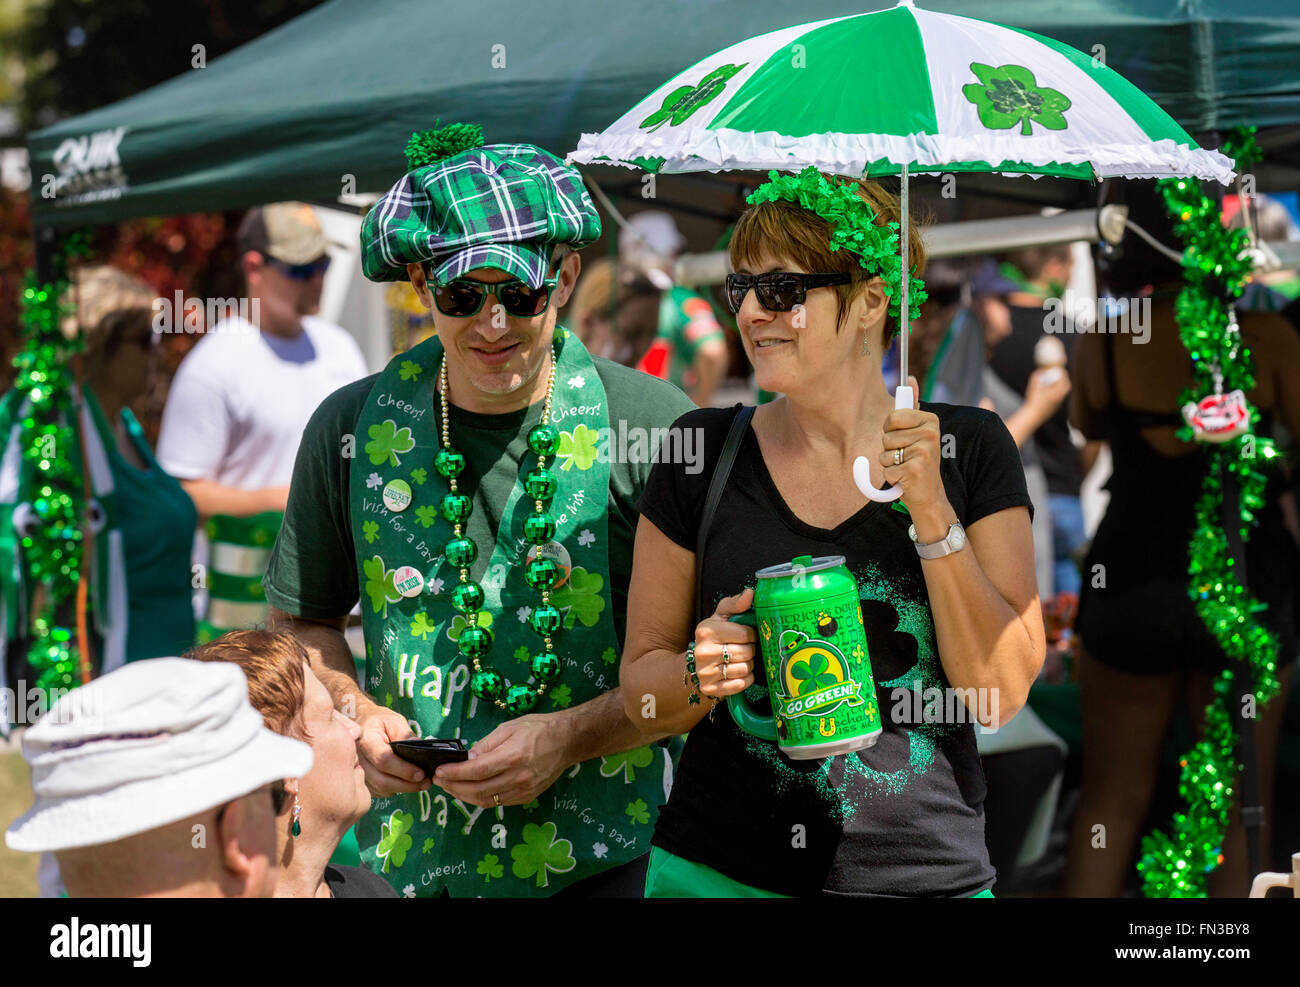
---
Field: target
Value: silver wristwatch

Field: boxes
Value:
[908,521,967,559]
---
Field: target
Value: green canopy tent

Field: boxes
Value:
[24,0,1300,232]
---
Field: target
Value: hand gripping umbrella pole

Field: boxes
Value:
[853,163,914,502]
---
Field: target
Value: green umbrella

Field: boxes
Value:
[569,0,1235,500]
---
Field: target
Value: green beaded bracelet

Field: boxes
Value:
[685,641,702,705]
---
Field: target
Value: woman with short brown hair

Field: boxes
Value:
[189,629,392,897]
[621,170,1044,896]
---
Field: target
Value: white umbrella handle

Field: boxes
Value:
[854,162,913,503]
[853,385,914,501]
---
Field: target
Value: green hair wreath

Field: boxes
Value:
[747,166,927,326]
[404,121,485,170]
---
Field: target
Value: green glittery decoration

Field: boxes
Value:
[1137,137,1282,898]
[11,232,93,698]
[747,167,928,329]
[404,121,485,170]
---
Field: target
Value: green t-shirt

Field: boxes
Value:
[264,356,696,649]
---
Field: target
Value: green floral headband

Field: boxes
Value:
[747,166,927,327]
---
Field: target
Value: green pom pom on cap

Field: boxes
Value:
[405,121,485,170]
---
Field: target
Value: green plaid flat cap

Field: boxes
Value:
[361,143,602,287]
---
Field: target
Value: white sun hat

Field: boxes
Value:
[5,657,313,853]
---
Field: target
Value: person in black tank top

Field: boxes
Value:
[1076,331,1296,672]
[1062,203,1300,897]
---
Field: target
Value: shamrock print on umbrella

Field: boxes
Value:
[510,822,577,888]
[365,419,416,467]
[599,745,653,782]
[555,424,601,471]
[962,63,1070,136]
[640,62,748,132]
[376,809,414,873]
[790,652,838,696]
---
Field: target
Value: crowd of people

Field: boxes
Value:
[2,122,1297,898]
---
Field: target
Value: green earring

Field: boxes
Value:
[291,795,302,838]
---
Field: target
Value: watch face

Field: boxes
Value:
[949,524,966,550]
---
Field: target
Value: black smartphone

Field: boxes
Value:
[390,738,469,774]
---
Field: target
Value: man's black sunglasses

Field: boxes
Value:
[263,255,331,280]
[431,275,559,319]
[725,272,850,314]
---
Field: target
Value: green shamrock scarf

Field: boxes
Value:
[349,329,670,897]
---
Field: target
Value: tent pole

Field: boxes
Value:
[33,224,60,285]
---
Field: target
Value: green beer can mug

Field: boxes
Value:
[728,555,882,759]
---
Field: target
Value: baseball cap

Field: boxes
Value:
[238,201,333,265]
[5,657,313,853]
[361,125,601,289]
[970,258,1023,298]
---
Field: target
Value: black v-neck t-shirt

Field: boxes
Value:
[637,402,1032,896]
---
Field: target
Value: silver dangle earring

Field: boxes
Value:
[291,795,302,838]
[860,319,871,356]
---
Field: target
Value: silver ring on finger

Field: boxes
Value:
[894,447,903,466]
[721,645,730,681]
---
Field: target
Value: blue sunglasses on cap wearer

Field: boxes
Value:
[262,255,331,280]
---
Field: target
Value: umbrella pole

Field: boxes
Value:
[899,163,909,392]
[852,164,914,502]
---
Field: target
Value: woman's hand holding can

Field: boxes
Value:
[693,587,759,698]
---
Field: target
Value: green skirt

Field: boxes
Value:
[644,847,995,898]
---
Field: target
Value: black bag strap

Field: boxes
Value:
[695,404,755,623]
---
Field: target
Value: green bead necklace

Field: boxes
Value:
[436,347,564,716]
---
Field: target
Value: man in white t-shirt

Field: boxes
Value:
[158,202,368,637]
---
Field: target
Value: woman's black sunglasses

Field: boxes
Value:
[725,272,850,313]
[431,275,560,319]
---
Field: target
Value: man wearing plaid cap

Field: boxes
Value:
[264,125,695,897]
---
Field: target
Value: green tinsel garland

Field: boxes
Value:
[1137,129,1282,897]
[747,166,928,326]
[11,233,91,697]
